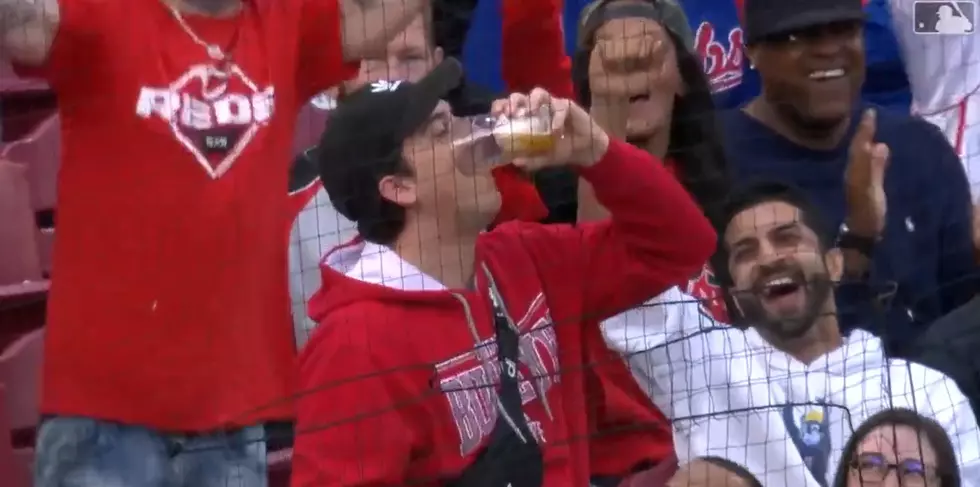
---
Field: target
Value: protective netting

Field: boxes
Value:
[1,0,979,486]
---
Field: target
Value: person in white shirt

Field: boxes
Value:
[936,5,973,35]
[888,0,980,195]
[601,180,980,487]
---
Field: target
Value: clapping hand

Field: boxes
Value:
[845,109,891,238]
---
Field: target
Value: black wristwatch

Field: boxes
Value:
[836,223,879,258]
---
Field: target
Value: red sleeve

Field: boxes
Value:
[500,0,575,98]
[286,179,321,221]
[292,312,423,486]
[296,0,360,103]
[524,139,716,321]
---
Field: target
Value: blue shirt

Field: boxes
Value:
[862,0,912,111]
[683,0,756,109]
[721,105,977,354]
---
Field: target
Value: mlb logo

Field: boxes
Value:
[914,1,976,34]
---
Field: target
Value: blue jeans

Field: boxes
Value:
[34,416,267,487]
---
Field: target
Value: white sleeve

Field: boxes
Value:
[896,363,980,485]
[887,0,980,115]
[599,287,743,423]
[600,286,722,354]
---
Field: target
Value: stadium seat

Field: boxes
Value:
[267,446,292,487]
[0,328,43,437]
[0,328,42,485]
[2,114,59,214]
[0,160,48,326]
[293,101,330,154]
[2,115,60,279]
[0,160,41,287]
[0,61,47,97]
[0,387,30,487]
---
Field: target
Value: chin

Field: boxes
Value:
[774,316,813,337]
[799,109,851,133]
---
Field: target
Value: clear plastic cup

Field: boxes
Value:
[450,107,555,175]
[451,115,504,175]
[492,106,555,157]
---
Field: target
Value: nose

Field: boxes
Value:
[881,470,901,487]
[808,34,845,57]
[755,237,781,264]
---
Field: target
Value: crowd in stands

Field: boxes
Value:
[1,0,980,485]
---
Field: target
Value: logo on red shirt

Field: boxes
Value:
[436,293,559,455]
[686,265,730,322]
[134,63,276,179]
[694,21,744,94]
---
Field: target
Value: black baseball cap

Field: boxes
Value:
[315,58,463,222]
[743,0,866,44]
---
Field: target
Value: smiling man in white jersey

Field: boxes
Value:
[0,0,432,485]
[602,178,980,486]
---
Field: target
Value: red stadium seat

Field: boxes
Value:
[0,61,47,97]
[0,161,41,287]
[2,114,59,213]
[2,115,60,279]
[293,101,331,154]
[0,387,30,487]
[0,328,43,485]
[0,160,48,324]
[0,328,43,436]
[267,446,292,487]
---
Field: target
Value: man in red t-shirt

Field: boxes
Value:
[2,0,428,485]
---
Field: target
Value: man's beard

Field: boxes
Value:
[736,271,834,341]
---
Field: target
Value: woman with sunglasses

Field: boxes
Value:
[833,408,961,487]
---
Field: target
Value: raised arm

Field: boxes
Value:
[339,0,430,61]
[0,0,59,66]
[500,0,574,98]
[298,0,431,101]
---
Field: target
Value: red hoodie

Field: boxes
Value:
[291,139,716,486]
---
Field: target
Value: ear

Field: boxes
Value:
[432,46,444,63]
[378,174,417,207]
[825,247,844,282]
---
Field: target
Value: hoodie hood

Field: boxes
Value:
[306,169,546,326]
[324,238,446,291]
[308,237,460,323]
[745,327,884,377]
